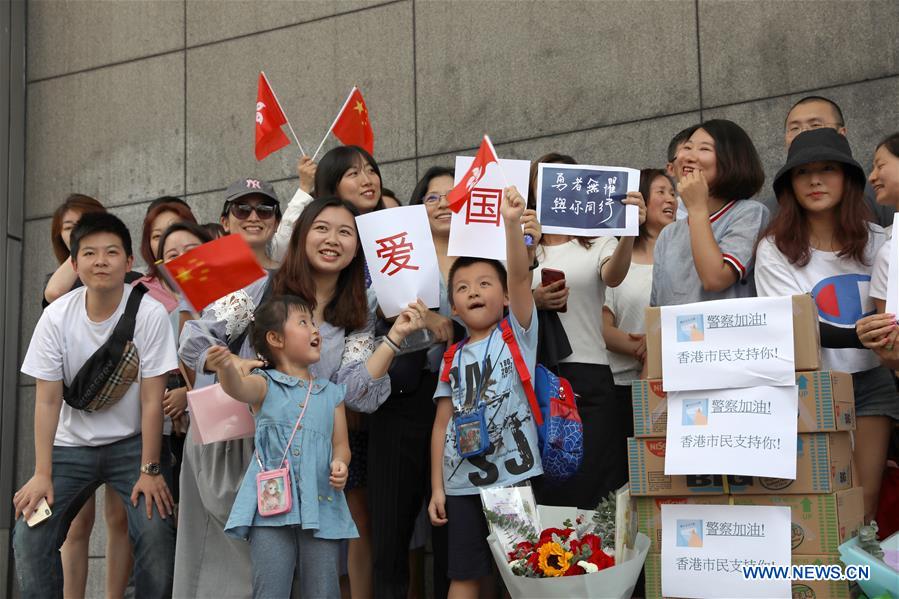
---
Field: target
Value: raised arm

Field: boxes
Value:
[205,345,267,408]
[600,191,647,287]
[270,156,317,263]
[501,186,534,330]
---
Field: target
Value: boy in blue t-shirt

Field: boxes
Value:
[428,186,542,596]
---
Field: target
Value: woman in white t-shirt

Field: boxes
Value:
[755,128,899,521]
[529,153,646,509]
[602,169,677,401]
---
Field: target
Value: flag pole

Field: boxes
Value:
[261,71,307,156]
[311,86,357,162]
[484,134,533,246]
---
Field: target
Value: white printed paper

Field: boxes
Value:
[356,205,440,318]
[661,504,791,598]
[660,296,795,391]
[479,486,541,557]
[665,386,798,478]
[886,213,898,315]
[535,163,640,237]
[448,157,531,260]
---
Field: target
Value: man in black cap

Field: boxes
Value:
[760,95,893,225]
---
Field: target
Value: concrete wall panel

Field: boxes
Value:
[414,0,699,156]
[27,0,183,81]
[186,0,390,46]
[417,112,701,183]
[25,54,185,219]
[699,0,899,107]
[185,2,414,195]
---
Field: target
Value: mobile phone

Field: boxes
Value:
[540,268,567,313]
[26,497,52,527]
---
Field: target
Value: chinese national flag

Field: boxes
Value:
[160,234,266,312]
[331,87,374,155]
[255,72,291,160]
[447,135,499,213]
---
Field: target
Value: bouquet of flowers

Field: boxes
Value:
[482,486,649,598]
[506,514,615,577]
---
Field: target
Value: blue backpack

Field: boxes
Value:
[440,318,584,480]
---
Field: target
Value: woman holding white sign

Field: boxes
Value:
[528,152,647,509]
[756,128,899,521]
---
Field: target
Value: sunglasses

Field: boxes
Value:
[228,201,278,220]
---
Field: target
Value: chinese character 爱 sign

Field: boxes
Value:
[535,163,640,237]
[356,205,440,317]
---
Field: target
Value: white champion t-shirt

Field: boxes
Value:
[21,285,178,447]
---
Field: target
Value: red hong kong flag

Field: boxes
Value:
[447,135,500,213]
[331,87,374,155]
[159,234,266,312]
[255,72,291,160]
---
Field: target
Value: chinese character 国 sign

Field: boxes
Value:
[535,163,640,237]
[356,205,440,317]
[448,156,531,260]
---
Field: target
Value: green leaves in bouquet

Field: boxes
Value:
[485,508,539,544]
[591,491,617,546]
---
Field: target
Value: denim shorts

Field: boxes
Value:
[852,366,899,420]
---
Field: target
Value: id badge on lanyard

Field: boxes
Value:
[452,329,496,459]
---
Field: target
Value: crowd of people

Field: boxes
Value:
[8,94,899,599]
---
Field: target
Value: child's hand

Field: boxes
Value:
[204,345,233,374]
[678,170,709,214]
[388,299,429,342]
[521,208,542,245]
[501,186,526,223]
[428,490,448,527]
[623,191,647,225]
[329,460,348,490]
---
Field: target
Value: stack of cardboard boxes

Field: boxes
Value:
[631,296,863,599]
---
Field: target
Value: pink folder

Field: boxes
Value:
[187,383,255,444]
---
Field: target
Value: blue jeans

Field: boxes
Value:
[248,526,340,598]
[13,434,175,599]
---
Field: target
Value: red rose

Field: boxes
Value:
[508,540,535,561]
[526,550,541,573]
[538,527,574,545]
[563,563,585,576]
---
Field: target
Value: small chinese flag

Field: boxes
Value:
[331,87,374,155]
[255,72,291,161]
[447,135,499,213]
[159,234,266,312]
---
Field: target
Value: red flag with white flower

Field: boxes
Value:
[255,72,291,160]
[447,135,500,213]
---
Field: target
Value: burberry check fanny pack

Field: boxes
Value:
[63,284,146,412]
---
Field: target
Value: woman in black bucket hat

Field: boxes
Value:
[755,127,899,521]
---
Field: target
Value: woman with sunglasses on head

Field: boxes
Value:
[172,178,283,598]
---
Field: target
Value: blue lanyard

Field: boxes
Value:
[454,327,497,410]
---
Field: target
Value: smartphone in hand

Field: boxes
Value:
[540,268,567,313]
[26,497,52,527]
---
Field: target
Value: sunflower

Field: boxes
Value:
[537,542,574,577]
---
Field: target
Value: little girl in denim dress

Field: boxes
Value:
[206,295,357,599]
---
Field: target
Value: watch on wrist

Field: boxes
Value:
[140,462,161,476]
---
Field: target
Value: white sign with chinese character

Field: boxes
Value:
[885,213,898,315]
[665,385,798,478]
[661,504,791,599]
[660,296,795,392]
[535,163,640,237]
[448,156,531,260]
[356,205,440,318]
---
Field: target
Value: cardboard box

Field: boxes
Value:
[645,294,822,380]
[627,433,852,496]
[644,553,850,599]
[631,372,856,437]
[732,488,863,554]
[634,487,863,554]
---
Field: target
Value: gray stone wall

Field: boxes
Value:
[16,0,899,594]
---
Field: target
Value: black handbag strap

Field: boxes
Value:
[227,278,273,355]
[113,283,148,343]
